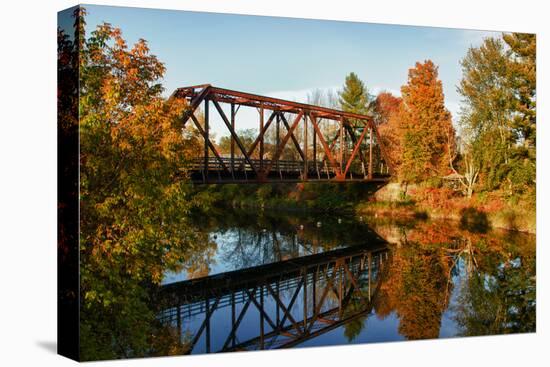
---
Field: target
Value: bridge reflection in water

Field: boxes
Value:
[159,242,389,354]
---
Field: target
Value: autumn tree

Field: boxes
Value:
[373,92,401,126]
[70,9,208,360]
[397,60,455,182]
[375,92,403,169]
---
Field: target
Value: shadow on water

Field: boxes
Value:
[460,207,490,233]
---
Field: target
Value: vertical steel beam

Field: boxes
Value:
[276,280,280,326]
[189,114,229,172]
[266,281,304,334]
[263,111,304,174]
[303,113,308,181]
[237,112,276,171]
[303,270,307,329]
[231,291,236,347]
[345,125,368,178]
[320,130,340,165]
[312,114,317,174]
[260,285,264,349]
[231,103,235,174]
[339,117,344,179]
[204,98,209,183]
[177,305,181,343]
[307,264,337,333]
[312,268,317,313]
[205,298,211,353]
[279,113,306,162]
[368,252,372,301]
[188,297,221,352]
[212,99,259,175]
[276,113,280,173]
[222,288,256,351]
[368,127,373,179]
[260,103,264,171]
[338,262,343,315]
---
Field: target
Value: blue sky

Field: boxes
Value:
[71,4,500,138]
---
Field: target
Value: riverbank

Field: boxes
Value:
[193,182,381,213]
[193,181,536,234]
[356,182,536,234]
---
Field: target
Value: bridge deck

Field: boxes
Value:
[184,157,390,183]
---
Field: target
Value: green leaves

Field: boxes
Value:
[339,72,370,115]
[458,34,536,195]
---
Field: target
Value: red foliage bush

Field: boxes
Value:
[478,194,506,213]
[412,187,457,213]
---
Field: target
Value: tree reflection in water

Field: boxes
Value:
[371,219,535,340]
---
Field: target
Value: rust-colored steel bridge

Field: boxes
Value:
[159,241,389,354]
[172,84,394,183]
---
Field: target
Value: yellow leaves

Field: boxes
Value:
[133,39,150,58]
[84,290,97,302]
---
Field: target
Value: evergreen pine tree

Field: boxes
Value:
[339,72,369,114]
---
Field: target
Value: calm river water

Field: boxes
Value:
[157,209,536,355]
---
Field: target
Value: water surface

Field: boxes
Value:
[158,209,536,355]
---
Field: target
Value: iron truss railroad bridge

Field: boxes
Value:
[172,84,394,183]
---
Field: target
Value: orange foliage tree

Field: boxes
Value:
[375,92,403,169]
[392,60,455,182]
